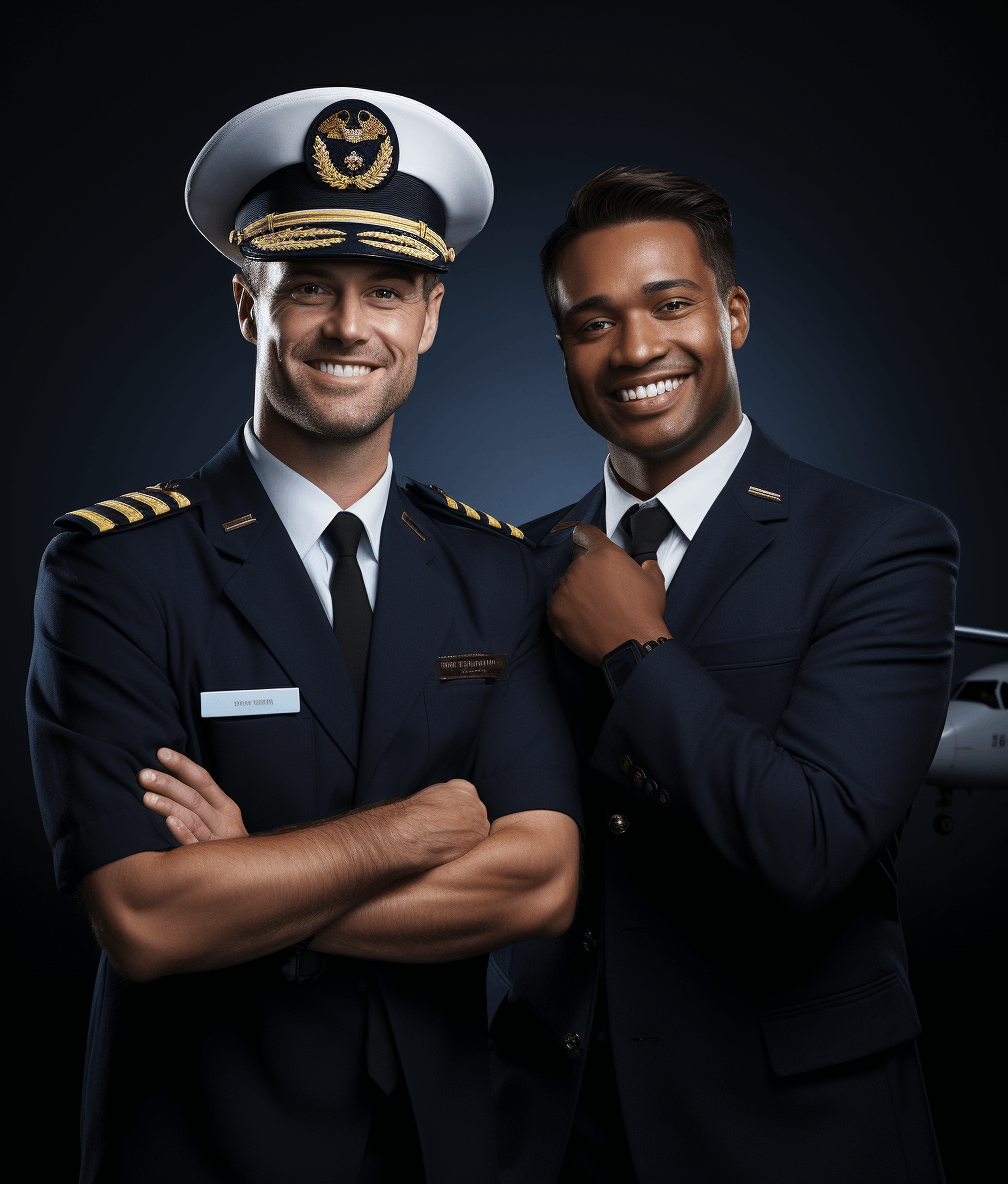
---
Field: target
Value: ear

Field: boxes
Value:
[417,280,445,355]
[233,273,257,344]
[727,286,750,350]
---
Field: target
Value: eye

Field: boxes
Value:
[580,319,612,333]
[660,299,686,313]
[289,284,330,303]
[371,288,398,301]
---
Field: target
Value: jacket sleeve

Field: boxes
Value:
[473,547,582,830]
[589,501,959,913]
[26,533,184,892]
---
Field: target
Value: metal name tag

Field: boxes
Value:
[436,653,509,681]
[200,687,301,718]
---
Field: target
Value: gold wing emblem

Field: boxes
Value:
[312,134,393,191]
[318,109,388,143]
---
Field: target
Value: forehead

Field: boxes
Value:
[266,258,420,286]
[556,220,711,306]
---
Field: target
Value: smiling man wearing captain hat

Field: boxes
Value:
[27,89,581,1183]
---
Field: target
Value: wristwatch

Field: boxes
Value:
[601,637,668,698]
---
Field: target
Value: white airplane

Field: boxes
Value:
[925,626,1008,833]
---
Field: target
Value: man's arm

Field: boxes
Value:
[140,753,580,966]
[83,753,489,982]
[311,810,579,961]
[550,505,959,914]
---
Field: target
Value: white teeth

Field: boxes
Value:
[619,390,629,402]
[635,386,646,399]
[646,383,657,398]
[317,363,373,376]
[656,380,666,394]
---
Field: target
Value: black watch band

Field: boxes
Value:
[601,636,668,698]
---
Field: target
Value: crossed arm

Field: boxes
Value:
[81,748,579,982]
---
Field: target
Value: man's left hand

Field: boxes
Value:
[547,524,671,666]
[140,748,248,844]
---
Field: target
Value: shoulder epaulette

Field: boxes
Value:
[55,478,210,537]
[403,479,530,546]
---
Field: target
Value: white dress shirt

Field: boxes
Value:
[604,414,752,589]
[243,420,392,619]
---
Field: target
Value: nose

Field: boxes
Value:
[320,292,369,348]
[609,310,667,370]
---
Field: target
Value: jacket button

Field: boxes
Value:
[582,931,596,952]
[656,789,669,807]
[619,755,632,775]
[632,768,645,788]
[564,1032,582,1052]
[645,778,656,798]
[609,814,629,835]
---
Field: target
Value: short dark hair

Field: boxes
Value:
[239,259,442,300]
[541,167,736,328]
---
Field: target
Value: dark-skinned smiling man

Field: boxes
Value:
[26,89,581,1184]
[488,168,956,1184]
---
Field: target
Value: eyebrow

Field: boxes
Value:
[562,277,702,322]
[641,277,702,294]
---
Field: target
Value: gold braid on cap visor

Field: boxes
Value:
[230,209,455,263]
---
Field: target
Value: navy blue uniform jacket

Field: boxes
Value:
[489,421,957,1184]
[27,427,580,1184]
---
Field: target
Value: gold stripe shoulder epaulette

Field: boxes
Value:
[402,479,529,546]
[55,479,210,537]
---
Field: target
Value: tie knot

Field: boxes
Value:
[325,511,364,558]
[622,501,675,564]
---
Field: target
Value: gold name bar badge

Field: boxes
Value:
[437,653,509,681]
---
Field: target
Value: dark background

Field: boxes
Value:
[7,11,1004,1181]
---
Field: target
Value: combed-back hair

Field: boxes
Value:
[541,167,736,328]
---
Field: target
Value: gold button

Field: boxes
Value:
[609,814,628,835]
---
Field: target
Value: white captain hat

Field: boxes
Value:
[186,88,493,273]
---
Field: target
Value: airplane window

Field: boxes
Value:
[954,680,1000,709]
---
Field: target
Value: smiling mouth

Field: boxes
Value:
[309,362,375,377]
[613,375,690,402]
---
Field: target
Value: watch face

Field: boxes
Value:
[606,653,637,688]
[603,641,642,697]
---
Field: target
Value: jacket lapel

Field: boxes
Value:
[664,419,791,649]
[530,482,609,761]
[355,480,459,802]
[199,429,361,769]
[531,481,606,597]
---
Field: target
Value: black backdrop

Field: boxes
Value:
[7,11,1004,1181]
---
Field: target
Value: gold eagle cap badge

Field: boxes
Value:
[305,100,399,192]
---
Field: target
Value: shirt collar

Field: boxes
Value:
[604,414,752,542]
[243,419,393,561]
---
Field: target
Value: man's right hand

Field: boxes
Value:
[139,751,488,869]
[407,779,489,865]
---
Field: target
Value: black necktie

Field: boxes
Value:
[621,502,676,565]
[323,512,372,712]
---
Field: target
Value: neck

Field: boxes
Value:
[254,400,393,509]
[607,401,743,501]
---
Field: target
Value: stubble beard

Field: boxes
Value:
[260,347,418,441]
